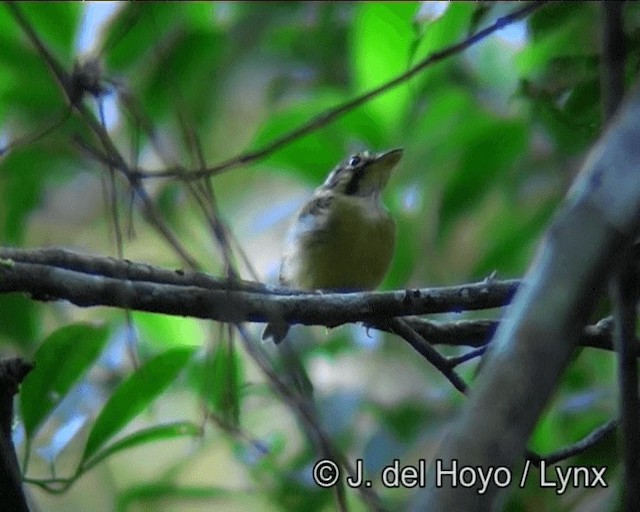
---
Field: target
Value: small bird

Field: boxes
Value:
[263,148,403,343]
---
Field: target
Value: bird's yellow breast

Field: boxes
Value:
[281,194,395,291]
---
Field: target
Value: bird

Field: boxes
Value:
[263,147,403,343]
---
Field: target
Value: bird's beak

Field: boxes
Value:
[376,148,403,169]
[371,148,403,189]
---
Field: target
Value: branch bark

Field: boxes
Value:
[415,79,640,510]
[0,358,33,512]
[0,248,518,327]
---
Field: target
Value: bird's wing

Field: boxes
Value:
[287,193,335,245]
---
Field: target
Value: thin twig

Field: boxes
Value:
[447,347,486,368]
[235,325,384,511]
[526,419,619,466]
[75,2,547,181]
[6,2,200,270]
[0,109,72,156]
[386,318,467,394]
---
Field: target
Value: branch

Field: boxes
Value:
[417,79,640,510]
[385,318,467,394]
[0,358,34,512]
[0,248,630,359]
[0,248,518,327]
[376,315,626,354]
[73,2,547,181]
[234,325,385,511]
[527,418,619,466]
[6,3,200,269]
[601,3,640,508]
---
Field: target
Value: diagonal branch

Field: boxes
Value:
[66,2,548,181]
[416,77,640,511]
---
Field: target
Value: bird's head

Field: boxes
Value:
[320,148,403,197]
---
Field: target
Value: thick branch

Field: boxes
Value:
[0,249,629,357]
[0,249,518,327]
[0,358,34,512]
[418,79,640,510]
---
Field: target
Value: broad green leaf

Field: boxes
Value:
[189,339,244,425]
[82,421,201,469]
[520,79,599,155]
[82,346,195,462]
[252,89,393,186]
[182,3,216,30]
[439,118,528,234]
[0,46,64,116]
[0,294,37,347]
[380,400,433,442]
[19,3,82,60]
[411,2,475,62]
[20,323,110,439]
[410,3,475,91]
[132,311,203,348]
[384,215,418,290]
[562,78,601,131]
[142,30,222,123]
[103,4,182,71]
[251,91,346,184]
[472,200,556,278]
[528,2,591,41]
[351,3,417,129]
[208,339,242,426]
[517,3,598,77]
[1,155,44,244]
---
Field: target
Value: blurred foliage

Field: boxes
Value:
[1,2,639,511]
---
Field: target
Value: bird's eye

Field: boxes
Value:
[348,156,361,167]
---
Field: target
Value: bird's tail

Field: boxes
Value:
[262,322,290,344]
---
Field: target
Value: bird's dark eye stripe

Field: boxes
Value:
[345,162,367,195]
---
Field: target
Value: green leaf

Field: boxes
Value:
[19,3,82,60]
[208,340,242,426]
[520,79,599,155]
[378,400,432,441]
[517,3,598,77]
[142,30,222,123]
[1,153,44,244]
[439,119,528,234]
[131,311,203,348]
[0,294,37,347]
[410,3,475,91]
[528,2,591,41]
[82,421,201,469]
[252,87,395,187]
[384,215,418,290]
[351,3,417,129]
[82,346,195,462]
[188,340,243,426]
[20,323,110,439]
[104,4,182,71]
[472,200,556,278]
[251,91,346,184]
